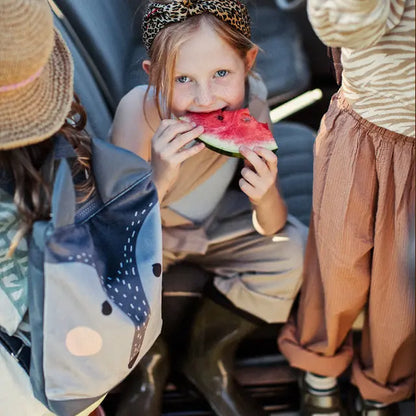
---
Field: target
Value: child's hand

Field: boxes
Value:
[238,145,278,206]
[151,119,205,199]
[239,145,287,235]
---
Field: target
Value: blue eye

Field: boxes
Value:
[215,70,228,78]
[176,75,190,84]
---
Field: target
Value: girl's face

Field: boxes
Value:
[169,21,257,117]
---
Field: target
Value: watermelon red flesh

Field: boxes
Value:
[180,108,277,157]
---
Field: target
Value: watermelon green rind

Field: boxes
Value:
[195,138,244,158]
[197,132,277,157]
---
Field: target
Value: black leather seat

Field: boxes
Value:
[51,0,315,326]
[248,0,311,105]
[273,121,314,226]
[53,0,147,114]
[53,16,113,140]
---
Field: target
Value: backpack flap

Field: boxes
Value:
[91,138,153,206]
[28,138,163,416]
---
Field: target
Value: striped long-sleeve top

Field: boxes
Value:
[308,0,415,137]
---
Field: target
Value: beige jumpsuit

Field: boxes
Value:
[160,76,308,324]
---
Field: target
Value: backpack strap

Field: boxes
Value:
[53,134,77,159]
[0,330,31,374]
[0,170,14,196]
[40,135,77,187]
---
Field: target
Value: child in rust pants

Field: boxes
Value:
[278,0,415,414]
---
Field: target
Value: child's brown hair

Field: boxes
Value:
[0,95,93,255]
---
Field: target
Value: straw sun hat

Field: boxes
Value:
[0,0,73,150]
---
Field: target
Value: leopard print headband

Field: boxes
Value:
[142,0,251,52]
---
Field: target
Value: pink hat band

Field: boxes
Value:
[0,66,44,93]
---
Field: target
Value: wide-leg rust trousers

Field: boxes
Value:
[278,90,415,404]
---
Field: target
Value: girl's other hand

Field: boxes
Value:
[151,119,205,199]
[239,145,287,235]
[238,145,278,206]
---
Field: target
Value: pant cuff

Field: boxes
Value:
[351,359,415,404]
[278,318,353,377]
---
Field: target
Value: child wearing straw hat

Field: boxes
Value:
[0,0,97,414]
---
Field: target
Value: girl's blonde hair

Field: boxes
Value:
[144,12,257,119]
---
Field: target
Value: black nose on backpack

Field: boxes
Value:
[152,263,162,277]
[101,301,112,315]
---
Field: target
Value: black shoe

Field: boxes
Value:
[300,377,347,416]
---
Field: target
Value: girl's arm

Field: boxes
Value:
[245,74,287,234]
[111,86,153,161]
[111,87,205,201]
[239,146,288,236]
[307,0,406,49]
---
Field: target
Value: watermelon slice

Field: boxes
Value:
[180,108,277,158]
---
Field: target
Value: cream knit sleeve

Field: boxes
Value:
[306,0,406,49]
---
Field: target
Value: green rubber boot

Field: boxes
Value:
[181,297,268,416]
[116,336,169,416]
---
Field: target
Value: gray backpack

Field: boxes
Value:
[26,136,163,415]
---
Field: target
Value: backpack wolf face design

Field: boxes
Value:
[28,137,163,416]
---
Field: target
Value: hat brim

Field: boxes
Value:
[0,29,74,150]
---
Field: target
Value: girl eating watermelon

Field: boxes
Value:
[110,1,307,414]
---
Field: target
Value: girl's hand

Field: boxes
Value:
[151,119,205,200]
[238,145,278,205]
[239,145,287,235]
